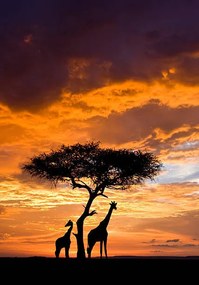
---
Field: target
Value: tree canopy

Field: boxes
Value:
[22,141,162,191]
[22,141,163,258]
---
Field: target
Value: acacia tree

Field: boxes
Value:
[22,141,162,259]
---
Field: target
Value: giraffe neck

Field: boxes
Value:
[65,224,73,236]
[68,224,73,234]
[100,207,114,228]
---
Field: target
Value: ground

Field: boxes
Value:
[0,256,198,282]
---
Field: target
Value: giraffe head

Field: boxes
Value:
[110,201,117,210]
[65,219,73,227]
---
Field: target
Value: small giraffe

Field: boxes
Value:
[55,219,73,258]
[87,201,117,258]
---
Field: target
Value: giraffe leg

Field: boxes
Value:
[104,237,108,258]
[65,247,69,258]
[87,241,95,258]
[55,247,61,258]
[100,241,103,258]
[87,246,91,258]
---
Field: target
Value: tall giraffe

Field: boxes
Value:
[87,201,117,258]
[55,219,73,258]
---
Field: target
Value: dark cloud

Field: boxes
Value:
[166,239,180,243]
[142,238,157,244]
[149,32,199,58]
[152,243,199,248]
[1,0,199,111]
[145,126,199,155]
[87,100,199,145]
[144,238,199,251]
[174,57,199,85]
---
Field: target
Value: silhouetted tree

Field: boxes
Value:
[22,141,162,259]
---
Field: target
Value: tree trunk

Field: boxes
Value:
[75,194,96,259]
[76,217,86,259]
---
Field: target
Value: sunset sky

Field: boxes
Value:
[1,0,199,258]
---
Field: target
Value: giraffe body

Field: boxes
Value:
[55,219,73,258]
[87,201,117,258]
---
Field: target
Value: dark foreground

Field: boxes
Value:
[1,256,198,282]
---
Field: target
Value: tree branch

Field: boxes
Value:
[70,176,92,193]
[98,193,108,198]
[88,210,97,216]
